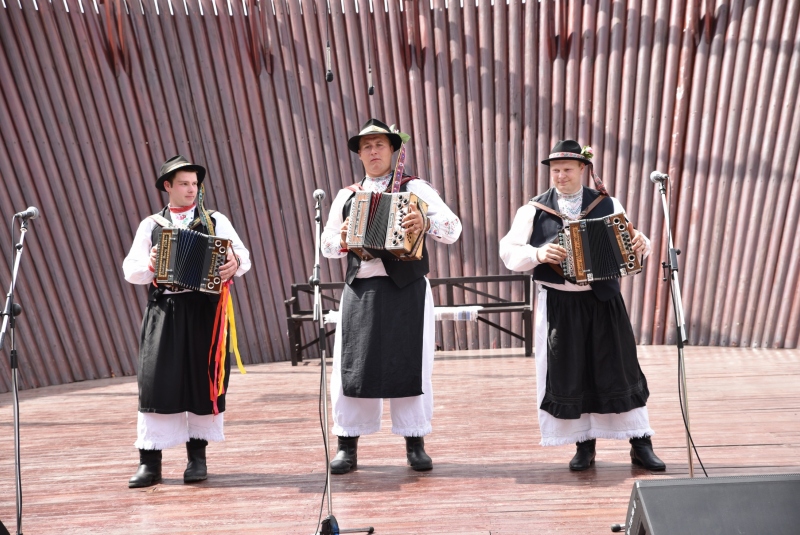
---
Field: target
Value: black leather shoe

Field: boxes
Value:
[630,436,666,471]
[330,436,358,474]
[184,438,208,483]
[569,439,596,471]
[405,437,433,471]
[129,449,162,488]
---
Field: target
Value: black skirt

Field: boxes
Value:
[340,276,426,398]
[137,291,230,414]
[539,287,649,419]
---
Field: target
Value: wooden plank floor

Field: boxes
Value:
[0,346,798,534]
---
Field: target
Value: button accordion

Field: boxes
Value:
[346,191,428,261]
[556,212,642,284]
[154,227,231,294]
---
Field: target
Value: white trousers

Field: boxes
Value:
[134,411,225,450]
[535,285,654,446]
[330,279,435,438]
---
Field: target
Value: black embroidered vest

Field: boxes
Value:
[528,187,620,301]
[342,180,430,289]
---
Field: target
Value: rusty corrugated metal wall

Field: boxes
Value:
[1,0,799,393]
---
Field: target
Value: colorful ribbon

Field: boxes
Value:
[208,279,246,415]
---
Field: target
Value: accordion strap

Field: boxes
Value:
[148,210,217,231]
[530,194,607,222]
[148,214,172,228]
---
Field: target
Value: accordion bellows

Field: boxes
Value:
[346,191,428,261]
[556,212,642,285]
[155,227,231,294]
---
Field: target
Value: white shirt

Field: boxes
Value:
[122,208,251,286]
[321,177,462,279]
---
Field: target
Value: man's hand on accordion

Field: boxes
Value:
[402,201,426,235]
[148,246,158,272]
[536,243,567,265]
[628,222,646,257]
[219,248,239,282]
[340,217,350,251]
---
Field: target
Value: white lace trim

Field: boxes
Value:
[557,190,583,220]
[362,173,393,193]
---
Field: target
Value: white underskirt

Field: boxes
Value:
[330,278,435,438]
[535,285,654,446]
[134,411,225,450]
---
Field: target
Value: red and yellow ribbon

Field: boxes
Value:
[208,280,246,414]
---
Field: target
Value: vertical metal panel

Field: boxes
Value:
[741,2,797,346]
[589,0,606,166]
[720,0,775,347]
[522,0,539,204]
[648,2,694,341]
[767,45,800,347]
[494,0,511,347]
[696,0,745,346]
[3,0,800,393]
[714,2,771,345]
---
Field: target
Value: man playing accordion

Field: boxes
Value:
[321,118,461,474]
[122,155,251,487]
[499,140,665,472]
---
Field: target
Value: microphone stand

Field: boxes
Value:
[309,192,374,535]
[1,216,33,535]
[654,177,694,478]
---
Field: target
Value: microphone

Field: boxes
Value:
[650,171,669,184]
[326,42,334,83]
[313,189,326,201]
[367,65,374,95]
[14,206,40,220]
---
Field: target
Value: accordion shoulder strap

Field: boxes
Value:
[148,210,217,231]
[148,214,172,228]
[529,201,563,219]
[530,194,607,221]
[189,210,215,231]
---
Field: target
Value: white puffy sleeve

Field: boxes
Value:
[122,218,158,285]
[499,204,542,272]
[211,212,252,276]
[407,180,462,244]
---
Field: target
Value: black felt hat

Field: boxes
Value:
[540,139,592,166]
[347,118,404,154]
[156,155,207,191]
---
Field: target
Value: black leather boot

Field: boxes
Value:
[405,437,433,471]
[330,436,358,474]
[184,438,208,483]
[569,439,596,471]
[630,436,666,471]
[129,449,162,488]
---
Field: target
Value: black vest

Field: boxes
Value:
[528,187,620,302]
[343,181,430,289]
[147,207,216,301]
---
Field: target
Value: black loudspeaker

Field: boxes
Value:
[0,518,9,535]
[623,474,800,535]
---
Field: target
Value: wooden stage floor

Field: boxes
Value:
[0,346,798,534]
